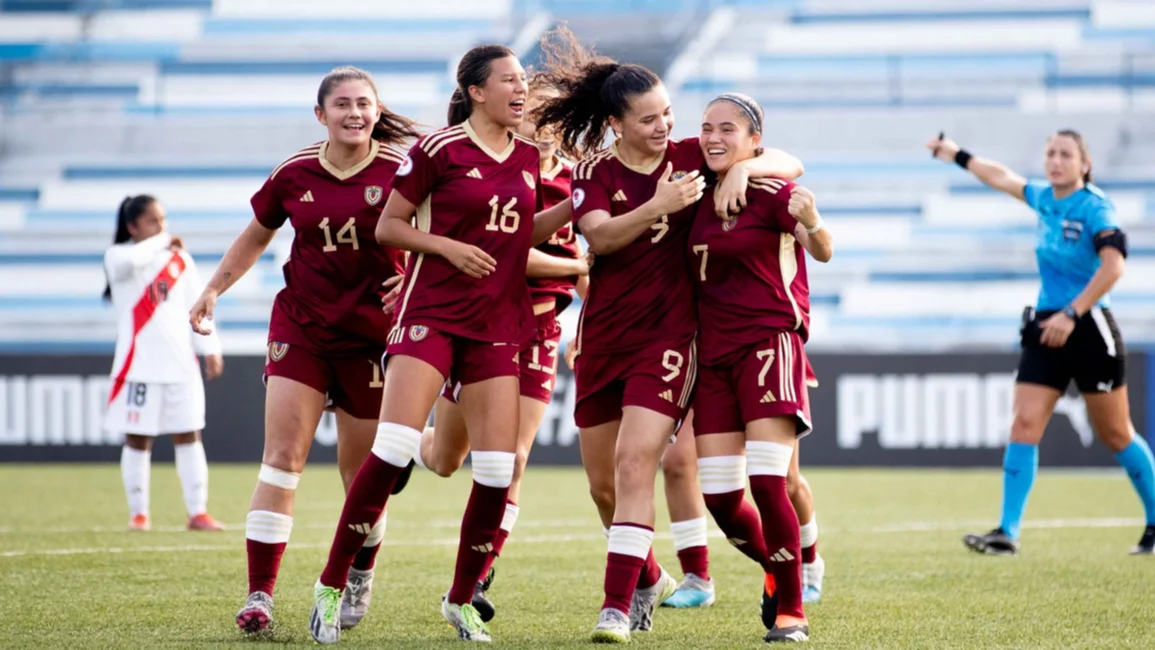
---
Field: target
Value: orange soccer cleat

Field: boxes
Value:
[128,513,151,531]
[187,513,225,531]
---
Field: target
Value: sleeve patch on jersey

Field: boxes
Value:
[573,188,586,209]
[397,155,413,177]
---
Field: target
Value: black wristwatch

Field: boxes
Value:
[1062,306,1079,321]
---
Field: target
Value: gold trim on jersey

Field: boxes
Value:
[318,139,380,181]
[540,155,569,182]
[512,133,537,147]
[779,233,803,330]
[462,120,516,164]
[421,125,466,155]
[610,139,664,176]
[392,196,433,329]
[678,337,698,409]
[751,178,788,194]
[574,150,613,181]
[269,144,322,180]
[376,144,407,164]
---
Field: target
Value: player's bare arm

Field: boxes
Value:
[715,147,805,218]
[788,186,833,263]
[376,189,496,279]
[190,218,276,334]
[526,247,589,278]
[531,197,573,246]
[928,134,1027,202]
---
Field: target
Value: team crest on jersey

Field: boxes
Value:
[365,186,383,206]
[573,188,586,209]
[397,156,413,177]
[722,215,739,232]
[268,341,290,362]
[670,170,689,181]
[409,325,429,342]
[522,170,536,190]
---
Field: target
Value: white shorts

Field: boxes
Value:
[103,379,206,437]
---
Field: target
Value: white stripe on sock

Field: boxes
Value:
[471,451,516,489]
[500,503,520,533]
[245,510,292,545]
[607,525,653,560]
[698,455,746,494]
[670,517,709,551]
[363,512,387,548]
[799,515,818,549]
[371,422,423,467]
[746,441,792,477]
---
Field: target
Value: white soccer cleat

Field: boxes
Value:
[802,554,825,603]
[340,567,375,629]
[661,572,716,608]
[628,566,678,632]
[441,597,492,642]
[309,581,343,644]
[591,607,631,644]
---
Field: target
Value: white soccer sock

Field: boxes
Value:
[174,441,209,517]
[413,427,432,470]
[800,514,818,550]
[120,446,151,517]
[500,502,520,534]
[607,524,653,559]
[670,516,709,551]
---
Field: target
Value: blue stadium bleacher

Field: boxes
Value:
[1,0,1153,353]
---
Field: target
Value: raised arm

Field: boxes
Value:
[788,186,833,263]
[104,232,175,280]
[928,135,1028,203]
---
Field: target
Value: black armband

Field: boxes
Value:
[1094,229,1128,258]
[954,149,973,170]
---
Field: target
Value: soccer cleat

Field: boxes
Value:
[802,554,825,603]
[391,459,416,495]
[660,572,715,608]
[340,567,375,629]
[472,567,496,623]
[761,573,779,631]
[591,608,631,644]
[628,565,677,632]
[963,527,1019,556]
[441,598,491,642]
[128,513,151,531]
[1131,525,1155,555]
[309,581,343,644]
[187,513,224,531]
[235,591,273,634]
[764,624,810,643]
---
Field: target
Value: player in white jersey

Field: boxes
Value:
[103,195,225,532]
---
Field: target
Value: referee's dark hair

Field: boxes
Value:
[1055,129,1093,184]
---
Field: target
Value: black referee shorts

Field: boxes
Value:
[1016,306,1126,393]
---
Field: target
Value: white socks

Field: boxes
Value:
[246,510,293,545]
[174,441,209,517]
[120,446,151,517]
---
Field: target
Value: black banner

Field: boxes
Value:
[0,352,1147,467]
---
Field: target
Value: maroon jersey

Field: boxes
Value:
[251,140,407,351]
[571,137,703,355]
[689,177,810,367]
[390,122,540,344]
[528,157,580,311]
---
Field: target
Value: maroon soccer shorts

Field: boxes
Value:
[573,334,697,428]
[693,330,812,437]
[264,341,385,420]
[387,323,520,388]
[440,308,563,405]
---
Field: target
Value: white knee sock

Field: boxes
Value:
[174,441,209,517]
[121,446,151,517]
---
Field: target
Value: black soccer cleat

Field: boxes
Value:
[760,573,778,631]
[764,624,810,643]
[962,527,1019,556]
[472,567,496,623]
[390,459,416,495]
[1131,525,1155,555]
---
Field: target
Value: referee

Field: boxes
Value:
[928,130,1155,556]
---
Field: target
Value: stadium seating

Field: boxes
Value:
[1,0,1153,352]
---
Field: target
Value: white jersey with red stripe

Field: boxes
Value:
[104,232,221,384]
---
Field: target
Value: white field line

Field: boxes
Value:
[0,518,594,536]
[0,517,1144,560]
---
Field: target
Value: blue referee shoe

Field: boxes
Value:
[661,573,715,608]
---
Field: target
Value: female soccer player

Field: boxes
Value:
[399,78,590,624]
[306,45,573,644]
[103,195,224,534]
[188,67,415,633]
[690,93,832,643]
[928,131,1155,557]
[534,29,804,642]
